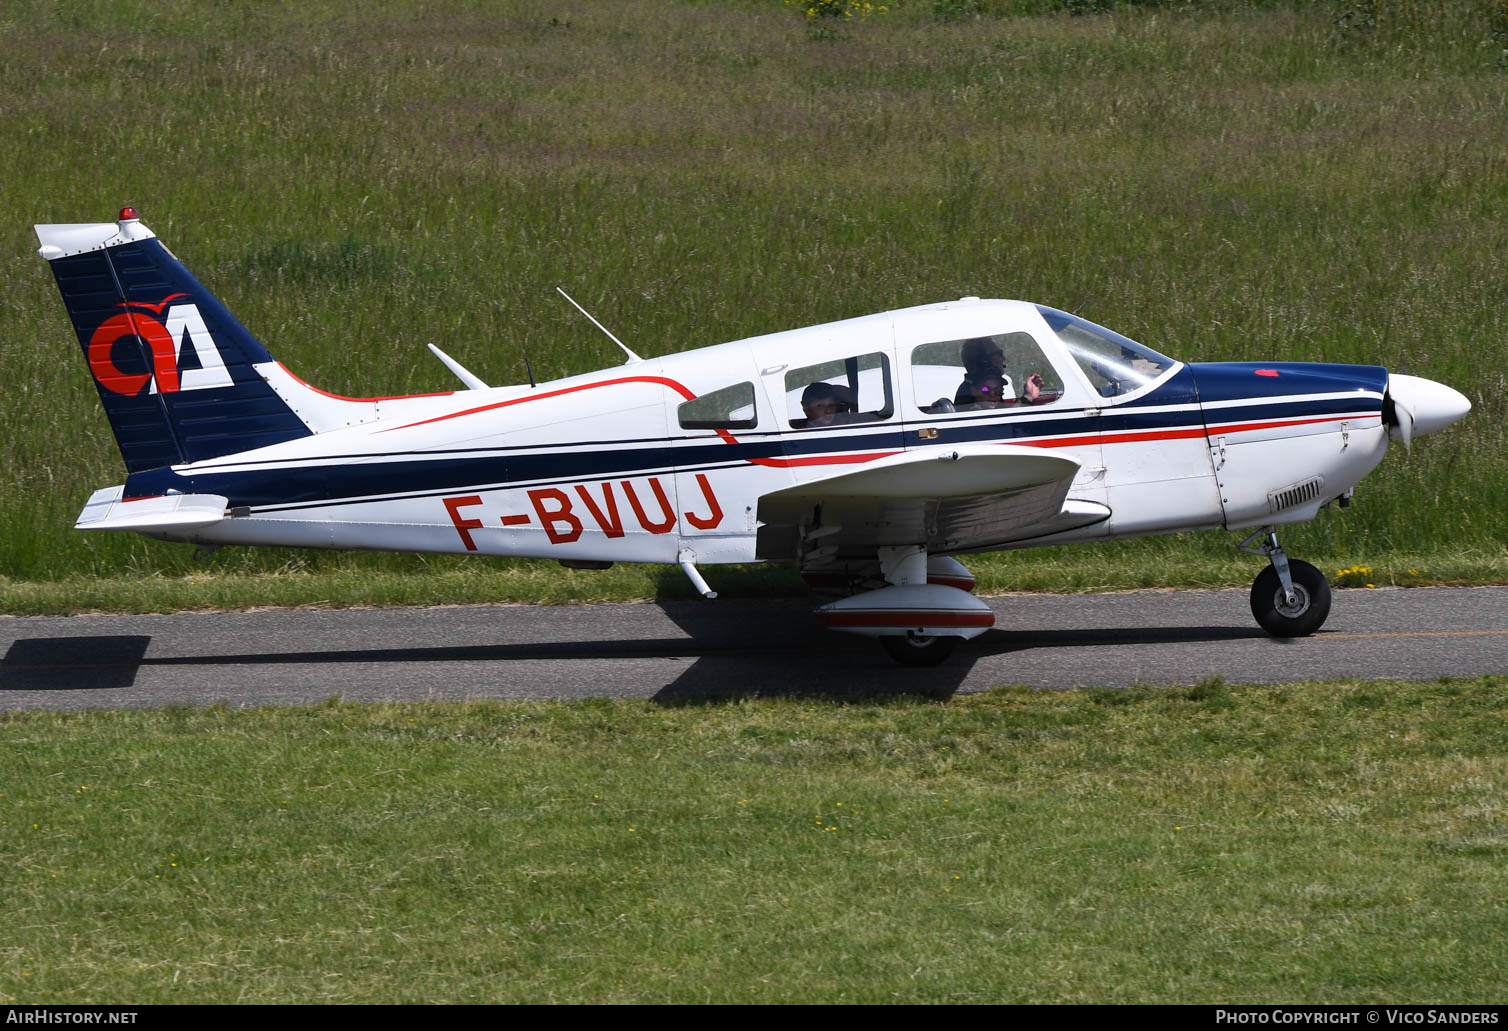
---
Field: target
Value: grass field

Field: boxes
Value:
[2,678,1505,1004]
[3,4,1505,1005]
[1,0,1505,611]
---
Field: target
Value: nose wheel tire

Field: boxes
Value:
[1249,560,1331,637]
[880,633,960,667]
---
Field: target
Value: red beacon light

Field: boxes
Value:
[118,206,139,222]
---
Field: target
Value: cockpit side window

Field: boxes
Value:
[678,381,757,430]
[1036,305,1176,399]
[785,353,893,429]
[911,332,1062,414]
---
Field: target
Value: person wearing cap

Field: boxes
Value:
[955,337,1044,409]
[969,374,1010,409]
[801,381,852,426]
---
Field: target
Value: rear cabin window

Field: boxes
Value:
[784,353,894,429]
[678,381,757,430]
[911,333,1063,414]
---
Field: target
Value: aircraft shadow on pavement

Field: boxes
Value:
[0,630,963,701]
[0,615,1263,701]
[0,636,153,692]
[648,602,1263,703]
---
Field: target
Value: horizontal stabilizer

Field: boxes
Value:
[75,485,228,532]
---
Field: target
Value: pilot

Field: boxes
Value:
[968,374,1010,409]
[800,381,852,427]
[955,337,1045,408]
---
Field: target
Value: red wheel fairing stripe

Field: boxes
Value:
[818,611,995,628]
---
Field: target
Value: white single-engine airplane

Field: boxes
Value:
[37,209,1471,665]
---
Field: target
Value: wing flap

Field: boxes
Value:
[756,445,1105,558]
[759,446,1079,513]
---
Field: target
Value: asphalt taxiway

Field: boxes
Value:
[2,586,1506,709]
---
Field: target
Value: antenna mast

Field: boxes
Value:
[556,287,644,364]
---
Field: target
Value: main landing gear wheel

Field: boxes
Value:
[880,633,960,667]
[1249,560,1331,637]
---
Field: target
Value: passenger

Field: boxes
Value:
[800,381,850,427]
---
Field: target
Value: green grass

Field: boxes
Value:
[2,0,1505,607]
[1,539,1503,614]
[2,678,1505,1003]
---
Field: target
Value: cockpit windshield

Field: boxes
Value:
[1036,305,1177,398]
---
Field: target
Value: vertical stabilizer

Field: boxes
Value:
[36,209,315,473]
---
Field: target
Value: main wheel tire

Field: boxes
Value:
[1249,560,1332,637]
[879,633,960,667]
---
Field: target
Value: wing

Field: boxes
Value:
[754,444,1109,562]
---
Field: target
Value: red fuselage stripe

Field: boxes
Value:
[364,371,1373,473]
[750,451,901,468]
[1026,414,1372,450]
[278,362,455,403]
[1201,414,1373,436]
[378,375,743,443]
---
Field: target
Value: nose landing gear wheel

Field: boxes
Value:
[1250,559,1331,637]
[880,633,960,667]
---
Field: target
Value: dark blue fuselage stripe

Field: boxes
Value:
[253,461,758,514]
[122,391,1379,512]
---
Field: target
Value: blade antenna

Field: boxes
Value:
[556,287,644,364]
[426,344,489,390]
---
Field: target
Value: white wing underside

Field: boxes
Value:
[755,444,1110,561]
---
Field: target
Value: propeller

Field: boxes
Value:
[1384,373,1471,453]
[1384,386,1416,452]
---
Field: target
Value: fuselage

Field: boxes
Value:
[114,298,1393,565]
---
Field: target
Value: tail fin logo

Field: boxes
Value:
[87,294,234,396]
